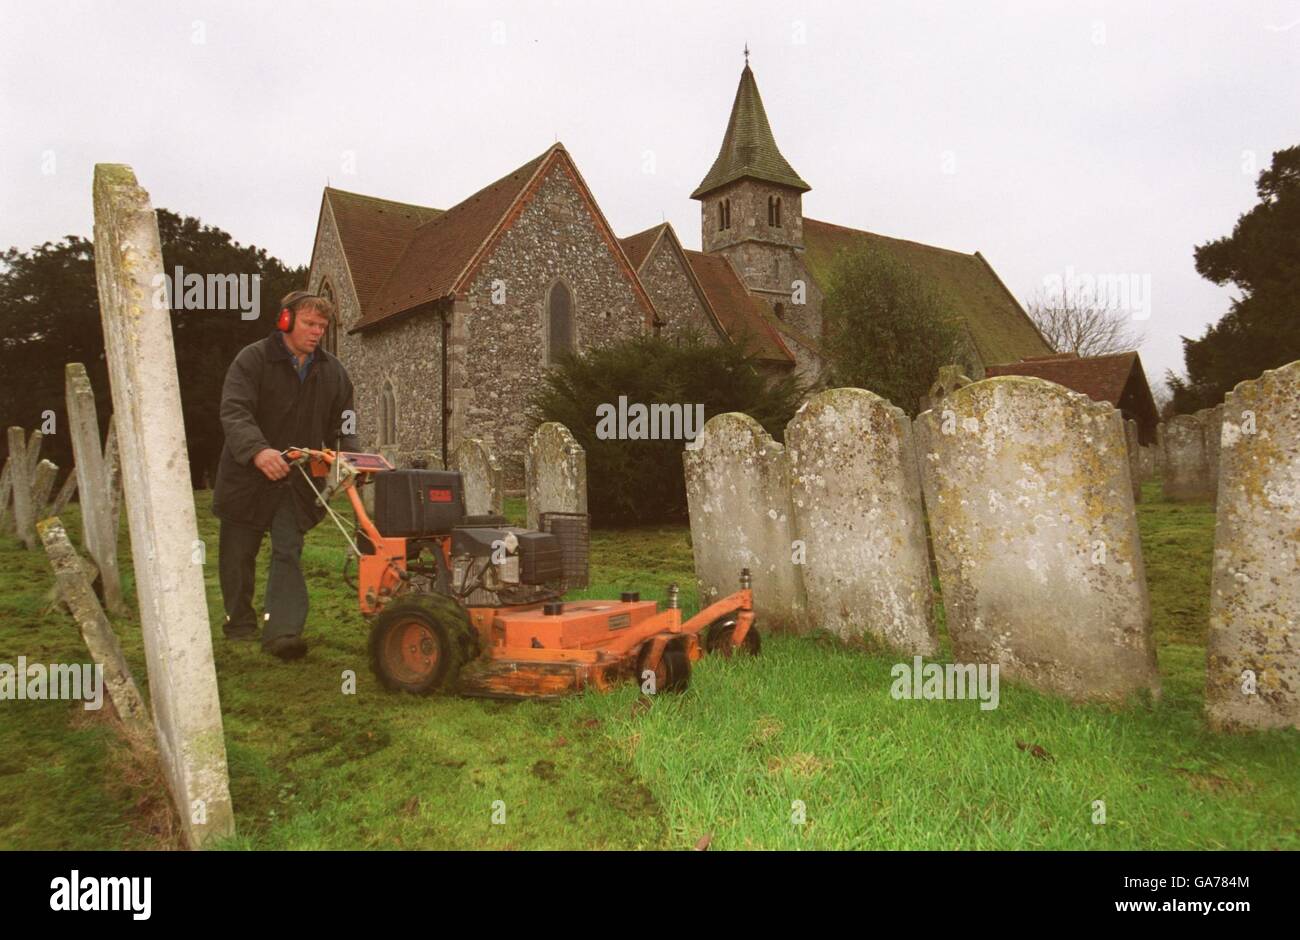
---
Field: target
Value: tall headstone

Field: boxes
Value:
[1198,404,1225,499]
[1162,414,1212,500]
[7,427,36,549]
[30,460,57,516]
[66,363,125,614]
[451,438,504,517]
[918,377,1159,702]
[786,388,936,652]
[524,422,587,531]
[1206,361,1300,731]
[684,412,805,631]
[1124,418,1142,502]
[93,164,232,847]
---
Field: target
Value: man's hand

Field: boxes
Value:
[253,448,291,482]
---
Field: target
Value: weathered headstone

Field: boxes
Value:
[7,427,36,549]
[1206,361,1300,731]
[30,460,57,516]
[1138,444,1157,483]
[525,422,587,531]
[25,429,44,479]
[104,417,122,541]
[0,457,12,534]
[1198,404,1225,499]
[93,163,233,847]
[66,363,125,614]
[1124,418,1142,502]
[450,438,504,517]
[1162,414,1212,500]
[684,412,804,631]
[918,377,1159,702]
[48,470,78,517]
[786,388,936,652]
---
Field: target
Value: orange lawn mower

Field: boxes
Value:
[281,447,760,700]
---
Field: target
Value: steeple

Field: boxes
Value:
[692,57,810,200]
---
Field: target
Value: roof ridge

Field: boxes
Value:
[325,187,441,215]
[803,216,975,260]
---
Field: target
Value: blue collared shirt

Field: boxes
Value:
[278,332,315,382]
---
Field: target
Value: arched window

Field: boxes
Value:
[768,196,782,227]
[718,198,731,231]
[317,278,338,355]
[546,280,575,365]
[380,380,397,446]
[774,302,785,321]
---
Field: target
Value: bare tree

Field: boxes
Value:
[1026,288,1146,357]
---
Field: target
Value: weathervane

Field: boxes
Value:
[744,43,749,65]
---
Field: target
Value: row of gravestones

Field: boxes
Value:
[684,363,1300,733]
[1160,404,1226,501]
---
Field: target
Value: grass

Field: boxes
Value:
[0,481,1296,849]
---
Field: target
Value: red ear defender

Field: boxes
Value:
[277,306,294,332]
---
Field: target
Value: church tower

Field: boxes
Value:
[692,52,810,301]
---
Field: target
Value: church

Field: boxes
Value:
[305,58,1051,483]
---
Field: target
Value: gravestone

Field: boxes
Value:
[918,376,1159,702]
[684,412,804,631]
[1124,418,1142,502]
[1162,414,1212,500]
[93,163,233,847]
[450,438,504,517]
[1206,361,1300,731]
[787,389,936,652]
[7,427,35,549]
[1198,404,1225,499]
[66,363,125,613]
[525,422,587,531]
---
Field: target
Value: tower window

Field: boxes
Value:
[774,302,785,321]
[718,198,731,231]
[768,196,782,227]
[546,280,575,365]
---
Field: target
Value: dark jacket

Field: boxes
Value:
[212,330,361,530]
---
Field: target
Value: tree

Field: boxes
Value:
[819,244,964,416]
[1026,288,1145,357]
[529,332,806,525]
[1168,145,1300,412]
[0,211,305,483]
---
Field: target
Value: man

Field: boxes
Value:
[212,290,360,660]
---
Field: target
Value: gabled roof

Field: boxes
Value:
[800,217,1052,366]
[692,63,810,199]
[683,250,794,364]
[321,189,443,308]
[346,144,656,333]
[618,224,667,271]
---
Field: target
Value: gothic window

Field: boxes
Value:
[380,380,397,446]
[768,196,782,227]
[718,198,732,231]
[546,280,575,365]
[317,278,338,356]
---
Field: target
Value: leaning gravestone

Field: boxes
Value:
[66,363,125,614]
[525,422,587,531]
[1124,418,1142,503]
[1206,361,1300,731]
[918,377,1160,702]
[451,438,504,517]
[684,412,804,632]
[93,164,233,847]
[1162,414,1212,500]
[786,388,936,652]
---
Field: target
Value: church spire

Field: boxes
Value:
[691,54,810,200]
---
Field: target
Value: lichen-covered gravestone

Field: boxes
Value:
[918,377,1159,702]
[451,438,504,517]
[1206,361,1300,731]
[93,164,233,847]
[786,388,936,652]
[525,422,587,530]
[684,413,804,631]
[1162,414,1211,500]
[1124,418,1142,502]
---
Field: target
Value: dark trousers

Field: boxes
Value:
[218,492,308,641]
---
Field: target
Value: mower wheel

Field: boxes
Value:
[635,641,691,694]
[704,617,761,658]
[368,597,473,695]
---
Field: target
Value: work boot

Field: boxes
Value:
[223,617,259,641]
[263,635,308,661]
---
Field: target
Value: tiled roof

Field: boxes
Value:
[618,224,668,271]
[801,217,1052,365]
[324,189,442,308]
[984,352,1146,407]
[683,250,794,363]
[692,64,810,199]
[353,147,555,330]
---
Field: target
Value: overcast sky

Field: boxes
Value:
[3,0,1297,387]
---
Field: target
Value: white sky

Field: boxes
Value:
[2,0,1297,387]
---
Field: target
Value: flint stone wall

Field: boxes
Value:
[786,388,936,652]
[1163,414,1212,500]
[917,376,1159,702]
[1206,361,1300,731]
[684,412,804,631]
